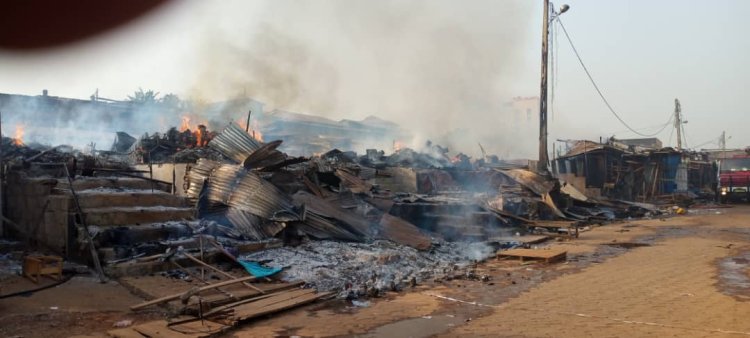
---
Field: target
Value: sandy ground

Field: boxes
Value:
[228,206,750,337]
[2,205,749,338]
[0,276,162,338]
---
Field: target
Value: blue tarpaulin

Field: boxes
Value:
[238,260,282,278]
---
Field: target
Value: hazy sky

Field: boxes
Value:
[0,0,747,155]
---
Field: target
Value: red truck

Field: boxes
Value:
[719,155,750,202]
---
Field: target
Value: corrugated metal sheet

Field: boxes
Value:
[201,163,297,220]
[243,140,286,170]
[185,158,221,200]
[335,168,373,194]
[293,191,371,239]
[227,169,296,219]
[207,164,245,204]
[295,212,362,241]
[225,208,286,240]
[209,123,263,163]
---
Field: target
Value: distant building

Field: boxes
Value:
[508,96,539,125]
[261,109,412,155]
[617,138,663,150]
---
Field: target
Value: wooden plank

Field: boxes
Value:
[107,327,146,338]
[133,320,202,338]
[195,281,305,307]
[181,252,265,294]
[200,282,305,316]
[498,248,567,263]
[130,276,256,310]
[489,235,549,245]
[225,289,326,322]
[169,319,230,336]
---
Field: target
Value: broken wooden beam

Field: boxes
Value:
[130,276,256,311]
[497,248,567,263]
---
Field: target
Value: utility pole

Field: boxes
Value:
[538,0,551,173]
[537,1,569,173]
[674,98,682,150]
[721,130,727,165]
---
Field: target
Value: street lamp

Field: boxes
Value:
[538,1,569,174]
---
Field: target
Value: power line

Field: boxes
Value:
[667,124,675,147]
[680,117,689,148]
[556,18,669,137]
[612,113,674,135]
[613,113,673,137]
[693,139,717,149]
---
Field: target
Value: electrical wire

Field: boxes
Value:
[667,124,675,147]
[680,117,689,148]
[693,139,717,149]
[556,18,669,137]
[610,114,673,136]
[0,273,74,299]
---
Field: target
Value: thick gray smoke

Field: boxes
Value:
[190,0,537,158]
[0,1,540,158]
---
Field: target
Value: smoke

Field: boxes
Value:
[188,0,537,158]
[0,94,177,149]
[0,1,540,158]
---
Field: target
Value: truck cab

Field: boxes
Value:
[719,156,750,202]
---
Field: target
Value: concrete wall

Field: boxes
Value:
[6,172,72,255]
[134,163,189,196]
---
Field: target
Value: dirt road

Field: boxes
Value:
[229,206,750,337]
[3,205,749,338]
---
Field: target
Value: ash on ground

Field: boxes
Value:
[241,239,495,298]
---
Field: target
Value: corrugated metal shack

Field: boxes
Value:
[552,139,716,202]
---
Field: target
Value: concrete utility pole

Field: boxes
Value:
[538,1,569,173]
[674,98,682,150]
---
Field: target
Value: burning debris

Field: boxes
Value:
[0,109,674,309]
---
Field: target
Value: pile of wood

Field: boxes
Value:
[117,276,330,337]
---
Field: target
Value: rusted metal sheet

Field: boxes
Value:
[379,214,431,250]
[209,123,263,163]
[295,212,362,241]
[293,191,371,239]
[497,169,556,196]
[243,140,286,170]
[335,168,372,194]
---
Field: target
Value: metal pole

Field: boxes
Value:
[245,109,252,133]
[63,165,107,283]
[538,0,551,173]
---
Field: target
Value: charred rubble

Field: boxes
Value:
[1,122,663,299]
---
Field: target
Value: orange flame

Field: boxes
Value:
[393,140,405,152]
[236,119,263,142]
[252,128,263,142]
[13,124,24,146]
[179,116,191,132]
[195,126,204,147]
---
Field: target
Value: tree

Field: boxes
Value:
[160,93,182,109]
[128,87,160,104]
